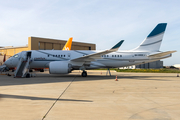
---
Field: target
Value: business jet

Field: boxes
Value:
[4,23,176,77]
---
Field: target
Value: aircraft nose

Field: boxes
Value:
[4,59,11,67]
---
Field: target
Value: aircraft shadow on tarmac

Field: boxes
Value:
[0,93,93,102]
[118,75,173,81]
[0,73,173,86]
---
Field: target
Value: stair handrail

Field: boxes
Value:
[14,57,24,77]
[22,57,31,77]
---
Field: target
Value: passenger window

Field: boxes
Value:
[112,55,114,57]
[107,55,109,57]
[117,55,119,57]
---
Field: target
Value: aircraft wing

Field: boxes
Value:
[148,50,176,58]
[71,40,124,62]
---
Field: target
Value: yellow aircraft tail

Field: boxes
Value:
[62,37,73,50]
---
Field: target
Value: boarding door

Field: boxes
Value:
[26,52,31,60]
[20,51,31,61]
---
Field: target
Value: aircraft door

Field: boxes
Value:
[20,51,30,60]
[26,52,31,59]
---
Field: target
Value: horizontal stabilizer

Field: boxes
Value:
[148,51,176,58]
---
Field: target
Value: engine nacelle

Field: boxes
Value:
[49,61,72,74]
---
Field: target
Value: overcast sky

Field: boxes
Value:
[0,0,180,66]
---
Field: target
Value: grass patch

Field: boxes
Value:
[115,68,180,73]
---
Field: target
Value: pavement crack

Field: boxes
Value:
[42,76,76,120]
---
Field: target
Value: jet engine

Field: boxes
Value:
[49,61,72,74]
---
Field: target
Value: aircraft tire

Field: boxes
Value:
[82,71,87,77]
[26,73,30,78]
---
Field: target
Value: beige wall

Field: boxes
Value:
[0,37,96,58]
[28,37,96,50]
[0,47,28,57]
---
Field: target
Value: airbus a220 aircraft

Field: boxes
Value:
[4,23,176,77]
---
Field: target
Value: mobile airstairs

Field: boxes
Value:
[14,51,32,78]
[0,64,6,72]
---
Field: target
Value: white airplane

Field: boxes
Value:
[4,23,176,77]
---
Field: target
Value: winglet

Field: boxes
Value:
[71,40,124,62]
[62,37,73,50]
[111,40,124,50]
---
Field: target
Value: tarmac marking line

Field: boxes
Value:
[42,76,76,120]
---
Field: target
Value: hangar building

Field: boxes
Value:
[136,60,163,69]
[0,37,96,65]
[0,36,96,56]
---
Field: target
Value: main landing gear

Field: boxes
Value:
[81,71,87,77]
[106,68,111,76]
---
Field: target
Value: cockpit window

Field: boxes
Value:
[13,54,19,58]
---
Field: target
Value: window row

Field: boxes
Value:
[47,54,66,57]
[134,54,145,56]
[102,55,122,57]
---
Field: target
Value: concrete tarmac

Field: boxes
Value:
[0,70,180,120]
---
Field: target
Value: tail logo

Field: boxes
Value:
[64,47,70,50]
